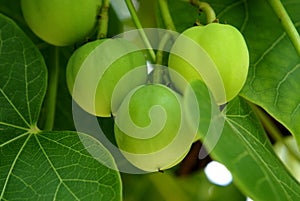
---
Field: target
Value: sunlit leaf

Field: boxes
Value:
[0,14,121,200]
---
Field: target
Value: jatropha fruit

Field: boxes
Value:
[168,23,249,104]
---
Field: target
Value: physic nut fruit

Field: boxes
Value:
[21,0,101,46]
[114,84,195,172]
[66,38,147,117]
[168,23,249,104]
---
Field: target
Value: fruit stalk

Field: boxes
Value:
[157,0,176,31]
[124,0,156,62]
[155,0,176,84]
[267,0,300,56]
[97,0,110,39]
[189,0,216,24]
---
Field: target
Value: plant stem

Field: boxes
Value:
[157,0,176,31]
[43,46,60,131]
[97,0,110,39]
[154,0,177,84]
[153,32,174,84]
[189,0,216,24]
[249,102,300,161]
[267,0,300,56]
[156,0,176,64]
[156,33,172,65]
[124,0,156,62]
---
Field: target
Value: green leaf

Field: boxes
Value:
[205,97,300,201]
[188,81,300,200]
[1,131,121,201]
[0,13,47,129]
[0,14,121,200]
[238,0,300,147]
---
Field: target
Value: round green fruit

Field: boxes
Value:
[66,38,147,117]
[114,84,195,172]
[21,0,101,46]
[168,23,249,104]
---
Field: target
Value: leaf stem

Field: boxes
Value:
[267,0,300,56]
[43,46,60,131]
[124,0,156,62]
[189,0,217,24]
[97,0,110,39]
[250,102,300,161]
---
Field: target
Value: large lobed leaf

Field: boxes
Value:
[0,13,121,200]
[238,0,300,146]
[1,131,122,201]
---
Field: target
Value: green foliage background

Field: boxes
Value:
[0,0,300,200]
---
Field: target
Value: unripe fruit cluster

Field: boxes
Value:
[27,1,249,172]
[66,38,196,172]
[65,22,249,171]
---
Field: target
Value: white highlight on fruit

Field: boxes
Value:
[204,161,232,186]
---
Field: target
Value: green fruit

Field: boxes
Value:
[66,38,147,117]
[21,0,101,46]
[168,23,249,104]
[114,84,195,172]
